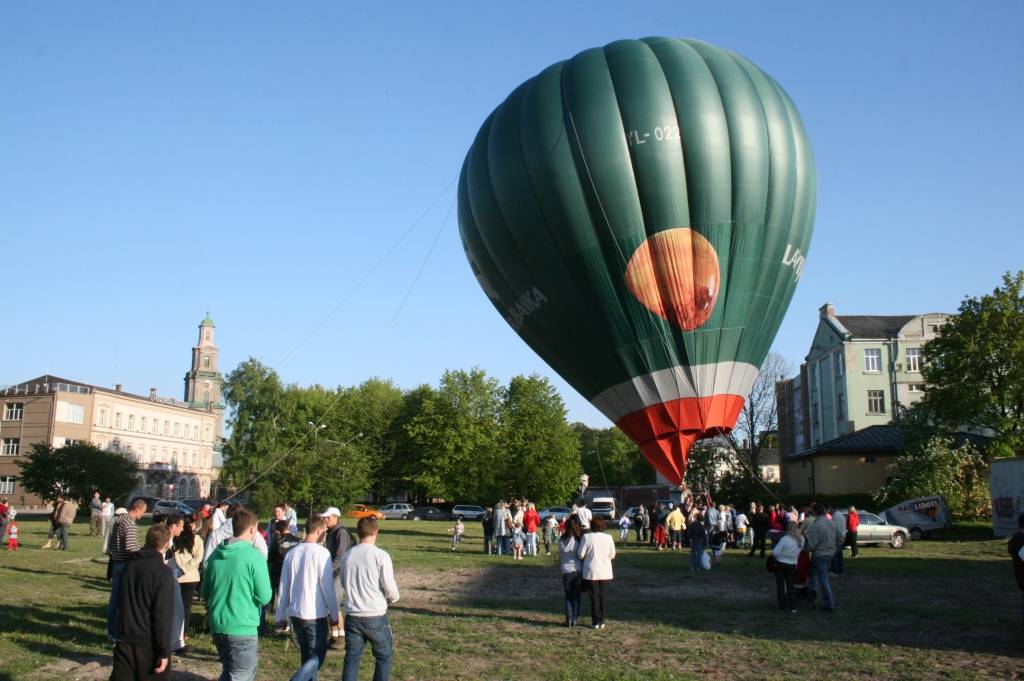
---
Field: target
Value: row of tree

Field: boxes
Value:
[219,361,659,513]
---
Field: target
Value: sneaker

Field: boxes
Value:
[592,624,600,630]
[789,609,797,614]
[599,623,605,629]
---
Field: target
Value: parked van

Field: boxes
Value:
[590,496,617,521]
[881,495,950,540]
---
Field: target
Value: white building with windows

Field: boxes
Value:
[0,317,226,508]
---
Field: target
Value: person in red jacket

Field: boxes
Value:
[523,503,541,557]
[846,506,860,558]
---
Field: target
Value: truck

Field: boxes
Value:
[880,495,950,540]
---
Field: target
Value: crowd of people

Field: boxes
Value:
[103,498,399,681]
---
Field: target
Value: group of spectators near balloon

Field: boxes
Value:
[469,494,860,624]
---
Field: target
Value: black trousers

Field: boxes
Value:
[748,530,767,556]
[774,563,796,611]
[110,640,170,681]
[179,582,197,633]
[585,579,610,625]
[847,531,859,556]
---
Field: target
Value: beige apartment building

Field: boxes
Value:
[0,317,225,509]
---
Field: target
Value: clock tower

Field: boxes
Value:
[184,314,225,436]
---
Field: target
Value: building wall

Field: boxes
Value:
[0,393,56,507]
[783,453,896,495]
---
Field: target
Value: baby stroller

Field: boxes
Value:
[791,551,817,609]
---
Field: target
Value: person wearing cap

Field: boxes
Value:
[321,506,354,645]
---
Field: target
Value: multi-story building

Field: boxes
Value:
[0,317,226,509]
[777,303,950,494]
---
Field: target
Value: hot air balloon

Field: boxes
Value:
[458,37,816,485]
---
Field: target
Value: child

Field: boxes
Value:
[618,514,631,542]
[450,516,465,550]
[6,520,18,550]
[710,528,725,566]
[511,522,525,560]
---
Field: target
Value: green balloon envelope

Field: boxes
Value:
[458,37,816,485]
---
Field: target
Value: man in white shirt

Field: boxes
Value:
[575,502,592,530]
[276,515,339,674]
[203,504,269,567]
[341,517,399,681]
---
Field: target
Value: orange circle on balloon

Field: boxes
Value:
[624,227,720,331]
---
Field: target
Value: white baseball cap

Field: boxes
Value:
[320,506,342,518]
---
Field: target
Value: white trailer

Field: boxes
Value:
[989,457,1024,537]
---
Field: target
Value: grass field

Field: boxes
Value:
[1,517,1022,680]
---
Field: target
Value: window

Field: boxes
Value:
[836,392,845,420]
[0,476,13,494]
[203,382,211,403]
[151,446,157,462]
[171,450,177,466]
[928,324,940,335]
[163,420,170,435]
[809,363,817,387]
[203,355,211,368]
[56,401,84,424]
[152,419,159,434]
[204,426,211,441]
[908,383,926,393]
[867,390,886,414]
[98,409,108,426]
[906,347,922,373]
[4,402,24,420]
[160,447,168,463]
[114,412,122,429]
[834,352,844,377]
[191,450,197,467]
[174,423,180,437]
[128,415,135,431]
[141,416,147,432]
[864,348,882,372]
[1,438,19,455]
[183,424,190,440]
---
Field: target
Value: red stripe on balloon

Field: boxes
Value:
[614,394,746,486]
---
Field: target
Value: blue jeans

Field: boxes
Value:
[289,656,321,681]
[562,572,582,624]
[342,615,393,681]
[290,617,329,669]
[831,544,845,576]
[810,555,835,609]
[213,634,259,681]
[107,560,127,639]
[495,535,509,555]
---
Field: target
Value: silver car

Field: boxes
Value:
[835,510,910,549]
[378,503,415,520]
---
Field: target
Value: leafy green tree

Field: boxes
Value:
[498,375,581,506]
[573,424,653,487]
[16,442,140,506]
[220,357,286,495]
[921,270,1024,455]
[383,384,436,501]
[405,368,502,502]
[873,430,989,518]
[684,439,735,495]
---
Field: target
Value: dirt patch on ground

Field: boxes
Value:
[29,653,221,681]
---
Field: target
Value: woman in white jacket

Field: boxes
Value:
[577,517,616,629]
[771,521,805,612]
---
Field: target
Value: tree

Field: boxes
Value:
[920,270,1024,455]
[220,358,286,495]
[572,423,654,487]
[16,442,140,506]
[405,368,503,501]
[498,375,581,506]
[684,438,736,495]
[725,351,792,493]
[873,431,989,518]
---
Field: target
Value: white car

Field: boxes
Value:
[378,503,415,520]
[451,505,486,520]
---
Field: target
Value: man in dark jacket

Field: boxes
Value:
[748,503,770,558]
[321,507,353,646]
[1009,514,1024,639]
[111,524,175,681]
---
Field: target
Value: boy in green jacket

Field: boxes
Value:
[202,507,272,681]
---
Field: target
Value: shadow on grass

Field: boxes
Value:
[399,553,1024,659]
[4,564,112,592]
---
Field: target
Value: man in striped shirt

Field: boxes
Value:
[107,498,146,640]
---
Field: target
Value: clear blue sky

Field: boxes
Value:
[3,3,1022,426]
